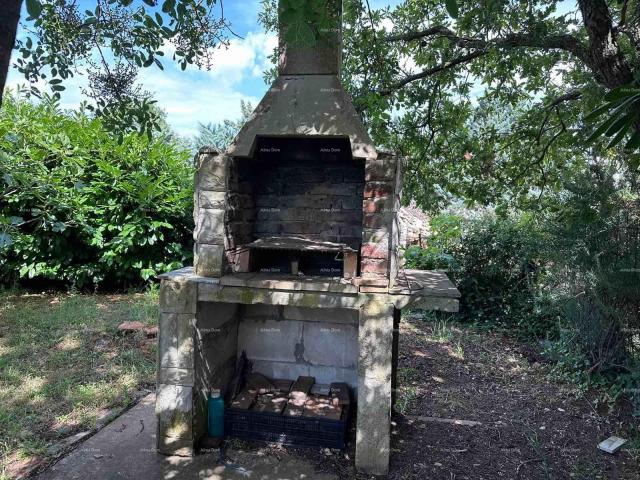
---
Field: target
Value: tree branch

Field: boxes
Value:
[545,89,582,109]
[386,25,589,64]
[379,50,487,96]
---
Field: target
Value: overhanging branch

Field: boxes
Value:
[385,26,589,64]
[379,50,487,96]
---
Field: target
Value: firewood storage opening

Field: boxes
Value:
[225,373,352,449]
[195,302,359,450]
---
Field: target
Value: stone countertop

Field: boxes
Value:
[159,267,460,312]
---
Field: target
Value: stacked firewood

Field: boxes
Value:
[230,373,350,420]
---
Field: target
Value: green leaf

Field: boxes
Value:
[604,86,640,102]
[606,121,632,149]
[26,0,43,18]
[584,102,613,122]
[586,115,618,144]
[162,0,174,13]
[604,112,634,137]
[625,130,640,150]
[445,0,459,18]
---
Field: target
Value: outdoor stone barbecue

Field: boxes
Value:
[155,0,460,475]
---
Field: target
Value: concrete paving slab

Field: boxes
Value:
[36,394,161,480]
[36,394,337,480]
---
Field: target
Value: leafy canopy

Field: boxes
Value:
[14,0,234,139]
[262,0,640,210]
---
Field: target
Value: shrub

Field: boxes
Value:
[0,94,194,289]
[405,212,557,338]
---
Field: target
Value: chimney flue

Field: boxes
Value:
[278,0,342,76]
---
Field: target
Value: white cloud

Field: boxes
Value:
[5,30,277,138]
[199,31,277,86]
[142,30,277,136]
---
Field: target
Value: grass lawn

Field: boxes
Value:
[0,290,158,479]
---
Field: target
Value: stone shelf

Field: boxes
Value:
[159,267,460,312]
[220,272,358,294]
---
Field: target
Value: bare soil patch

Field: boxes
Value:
[236,313,640,479]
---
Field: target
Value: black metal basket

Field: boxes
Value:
[224,404,350,449]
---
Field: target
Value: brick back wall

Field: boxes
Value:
[248,158,365,250]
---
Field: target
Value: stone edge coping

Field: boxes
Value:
[158,267,460,307]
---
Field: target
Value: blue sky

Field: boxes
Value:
[6,0,402,138]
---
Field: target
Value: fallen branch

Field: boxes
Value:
[405,415,483,426]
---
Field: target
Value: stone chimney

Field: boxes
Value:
[278,0,342,76]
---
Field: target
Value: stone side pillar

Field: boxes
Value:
[194,147,228,277]
[356,298,395,475]
[360,156,398,285]
[156,277,197,456]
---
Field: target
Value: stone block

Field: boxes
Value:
[361,258,389,275]
[302,321,358,368]
[156,383,193,455]
[198,315,238,367]
[159,313,194,370]
[282,306,357,324]
[237,319,302,363]
[342,167,364,183]
[363,197,392,214]
[358,301,394,382]
[253,223,280,236]
[361,240,389,259]
[289,167,325,183]
[194,208,225,243]
[194,243,225,277]
[363,213,391,229]
[158,367,194,386]
[355,375,392,475]
[196,154,227,191]
[362,228,389,244]
[364,159,396,181]
[279,195,333,209]
[159,280,196,314]
[249,360,357,389]
[195,354,236,399]
[197,302,239,330]
[198,190,226,209]
[363,181,393,198]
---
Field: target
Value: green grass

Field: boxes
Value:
[396,366,421,414]
[0,289,158,478]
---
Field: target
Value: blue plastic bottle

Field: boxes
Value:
[208,388,224,438]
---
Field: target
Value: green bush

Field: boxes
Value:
[0,94,194,289]
[405,212,556,338]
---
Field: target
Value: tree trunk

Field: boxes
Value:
[578,0,634,89]
[0,0,23,108]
